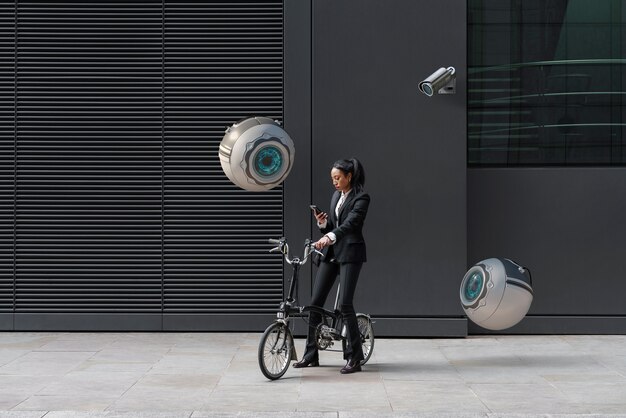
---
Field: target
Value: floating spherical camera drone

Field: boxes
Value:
[460,258,533,330]
[218,116,295,191]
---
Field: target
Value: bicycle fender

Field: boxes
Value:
[288,331,298,361]
[276,320,298,361]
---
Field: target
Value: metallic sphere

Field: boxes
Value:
[460,258,533,330]
[219,116,295,191]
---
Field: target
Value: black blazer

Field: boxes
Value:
[319,190,370,263]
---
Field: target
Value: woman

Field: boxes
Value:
[293,157,370,374]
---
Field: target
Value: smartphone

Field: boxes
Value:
[309,205,321,214]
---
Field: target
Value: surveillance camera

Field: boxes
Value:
[418,66,456,96]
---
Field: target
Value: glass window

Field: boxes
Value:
[468,0,626,166]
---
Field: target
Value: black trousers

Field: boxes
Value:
[302,261,364,362]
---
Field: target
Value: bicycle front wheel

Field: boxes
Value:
[258,322,293,380]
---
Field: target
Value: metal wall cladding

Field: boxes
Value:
[0,0,283,318]
[16,1,164,314]
[0,1,13,313]
[163,1,284,314]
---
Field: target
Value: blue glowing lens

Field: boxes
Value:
[464,271,484,301]
[254,146,283,177]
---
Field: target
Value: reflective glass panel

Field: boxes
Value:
[468,0,626,165]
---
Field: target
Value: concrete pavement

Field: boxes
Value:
[1,332,626,417]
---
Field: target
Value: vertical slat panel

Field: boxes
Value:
[15,1,163,313]
[0,0,13,313]
[163,0,284,314]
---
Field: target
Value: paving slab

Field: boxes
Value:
[0,333,625,416]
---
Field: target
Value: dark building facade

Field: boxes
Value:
[1,0,625,335]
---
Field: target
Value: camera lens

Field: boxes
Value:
[254,145,283,177]
[422,84,433,96]
[463,271,484,302]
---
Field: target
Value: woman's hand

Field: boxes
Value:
[314,235,332,250]
[313,210,328,224]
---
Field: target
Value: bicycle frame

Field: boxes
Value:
[271,238,347,345]
[259,237,375,379]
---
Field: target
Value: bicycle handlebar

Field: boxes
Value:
[267,237,322,266]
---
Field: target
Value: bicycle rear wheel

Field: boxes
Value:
[258,322,293,380]
[357,314,375,365]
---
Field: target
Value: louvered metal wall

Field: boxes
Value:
[0,1,13,316]
[0,0,284,330]
[163,1,283,316]
[16,1,164,315]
